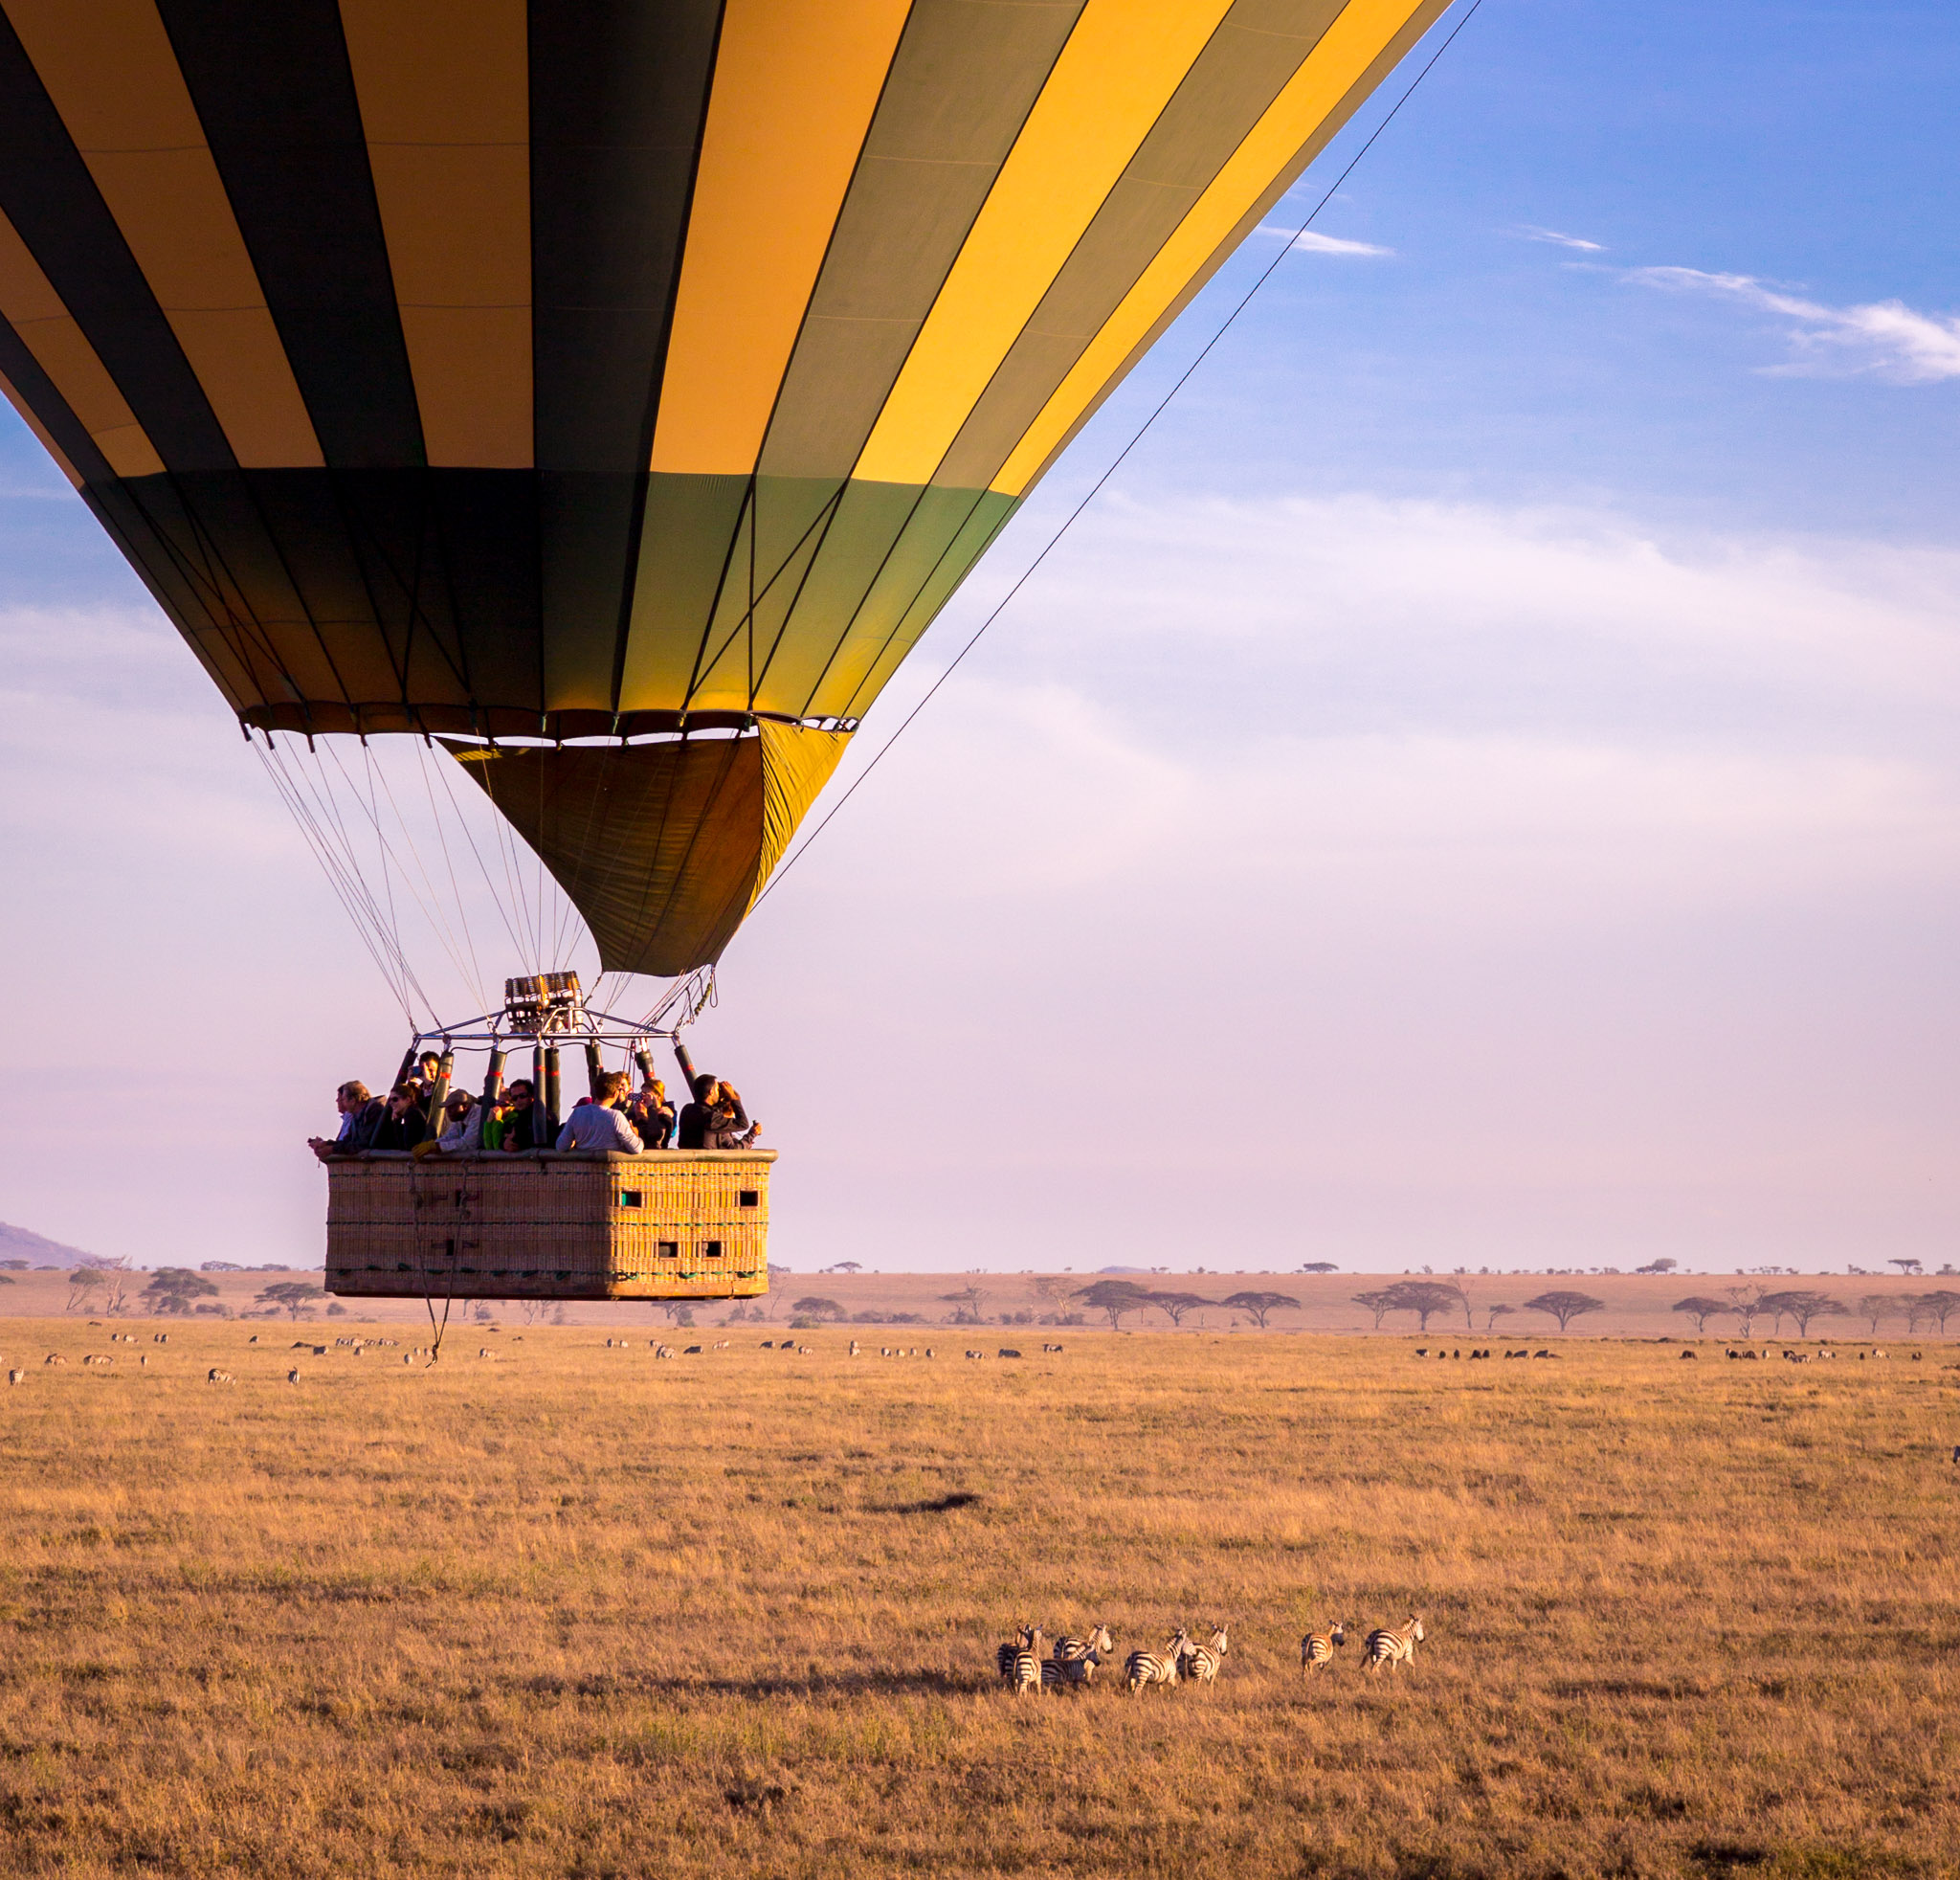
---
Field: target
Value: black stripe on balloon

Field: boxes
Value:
[154,0,423,470]
[0,318,113,484]
[528,0,724,715]
[0,14,234,473]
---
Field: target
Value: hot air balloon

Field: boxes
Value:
[0,0,1450,1302]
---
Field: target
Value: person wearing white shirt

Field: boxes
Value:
[554,1072,644,1153]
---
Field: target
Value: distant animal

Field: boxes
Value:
[247,1335,257,1344]
[206,1368,234,1385]
[995,1636,1021,1685]
[965,1350,985,1360]
[849,1341,860,1356]
[924,1348,935,1357]
[684,1345,702,1354]
[761,1340,775,1348]
[43,1354,65,1366]
[1042,1343,1063,1353]
[1126,1630,1189,1695]
[287,1369,301,1384]
[1183,1624,1229,1685]
[796,1345,813,1355]
[1680,1350,1697,1360]
[7,1370,22,1386]
[1040,1657,1092,1690]
[1011,1625,1043,1697]
[655,1345,674,1358]
[998,1348,1022,1358]
[1363,1616,1425,1672]
[1301,1623,1348,1674]
[1052,1624,1114,1675]
[1414,1348,1428,1357]
[83,1354,111,1367]
[1533,1350,1556,1359]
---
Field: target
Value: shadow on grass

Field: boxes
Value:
[869,1490,981,1514]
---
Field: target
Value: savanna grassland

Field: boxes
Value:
[1,1323,1955,1879]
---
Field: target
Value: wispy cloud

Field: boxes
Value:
[1256,224,1393,257]
[1517,225,1604,252]
[1628,265,1960,382]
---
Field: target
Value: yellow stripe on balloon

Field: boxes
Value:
[650,0,914,477]
[992,0,1433,496]
[850,0,1236,489]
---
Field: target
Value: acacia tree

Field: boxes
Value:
[1147,1290,1214,1327]
[1758,1290,1851,1338]
[1913,1289,1960,1333]
[1523,1290,1606,1332]
[939,1284,987,1323]
[1301,1263,1339,1274]
[1726,1287,1766,1338]
[1890,1259,1924,1277]
[1219,1290,1300,1329]
[1382,1281,1465,1334]
[1858,1293,1897,1334]
[1637,1259,1678,1275]
[1484,1303,1517,1334]
[1073,1280,1153,1331]
[1671,1296,1733,1335]
[257,1281,324,1319]
[791,1296,845,1322]
[1352,1289,1398,1330]
[65,1266,103,1313]
[143,1268,218,1315]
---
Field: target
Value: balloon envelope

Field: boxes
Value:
[0,0,1444,973]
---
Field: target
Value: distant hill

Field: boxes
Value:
[0,1220,97,1268]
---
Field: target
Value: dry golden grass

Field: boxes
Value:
[0,1321,1954,1878]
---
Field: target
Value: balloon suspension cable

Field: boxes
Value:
[750,0,1485,913]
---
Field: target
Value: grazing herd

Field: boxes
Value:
[992,1617,1430,1695]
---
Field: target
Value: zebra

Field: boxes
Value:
[1363,1615,1425,1672]
[1301,1623,1348,1674]
[1182,1624,1229,1685]
[1125,1629,1189,1695]
[1010,1625,1044,1697]
[1040,1655,1098,1690]
[1052,1623,1114,1672]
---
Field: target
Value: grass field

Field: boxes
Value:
[1,1321,1955,1878]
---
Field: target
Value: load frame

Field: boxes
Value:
[322,969,774,1304]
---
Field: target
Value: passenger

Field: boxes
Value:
[371,1083,431,1152]
[414,1089,479,1157]
[308,1081,384,1162]
[628,1081,676,1149]
[478,1091,509,1152]
[497,1079,545,1152]
[676,1073,748,1149]
[704,1082,762,1150]
[553,1070,643,1153]
[416,1050,442,1086]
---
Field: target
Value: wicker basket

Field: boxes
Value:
[324,1151,773,1300]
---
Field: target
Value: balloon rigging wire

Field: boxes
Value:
[254,739,421,1021]
[412,741,489,1009]
[278,740,426,1014]
[752,0,1484,912]
[352,742,487,1018]
[420,738,539,985]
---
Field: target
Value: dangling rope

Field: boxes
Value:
[750,0,1486,913]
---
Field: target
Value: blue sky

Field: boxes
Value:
[5,0,1960,1277]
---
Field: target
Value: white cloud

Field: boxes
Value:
[1627,265,1960,382]
[1517,226,1604,252]
[1256,224,1393,257]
